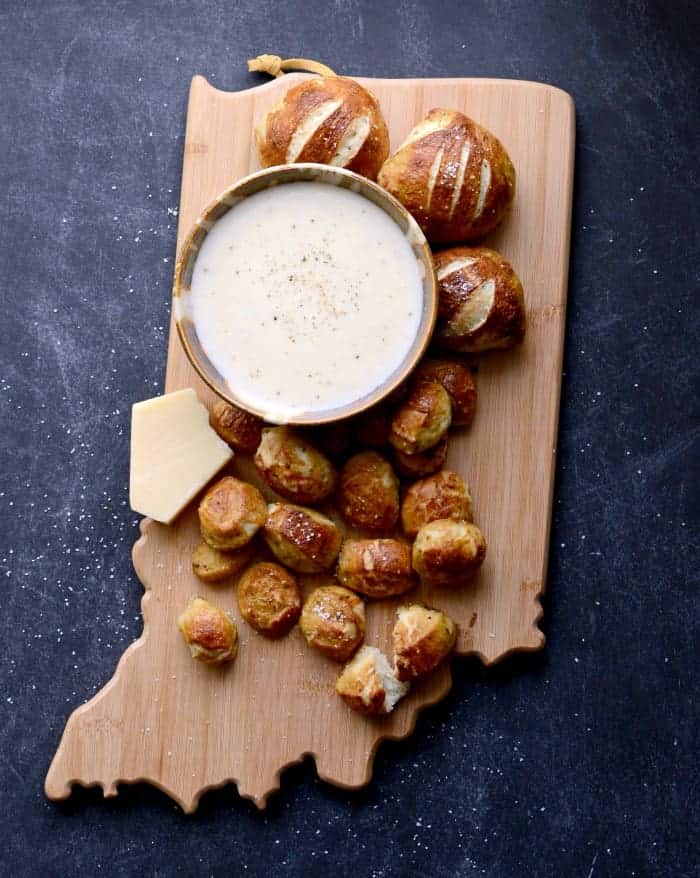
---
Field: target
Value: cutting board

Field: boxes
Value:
[45,73,575,811]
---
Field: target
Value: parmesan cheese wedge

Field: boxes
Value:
[129,388,233,524]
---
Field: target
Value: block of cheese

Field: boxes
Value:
[130,388,234,524]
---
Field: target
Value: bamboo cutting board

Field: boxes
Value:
[45,74,575,811]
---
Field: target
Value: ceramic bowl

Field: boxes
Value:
[173,163,437,425]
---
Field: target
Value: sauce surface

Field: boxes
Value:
[190,181,423,421]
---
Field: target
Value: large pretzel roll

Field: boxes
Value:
[255,76,390,180]
[377,108,515,243]
[433,246,526,352]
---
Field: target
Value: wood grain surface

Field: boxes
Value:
[45,73,575,811]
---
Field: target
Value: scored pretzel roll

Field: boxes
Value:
[392,604,457,681]
[337,538,417,599]
[378,108,515,243]
[401,470,473,539]
[388,380,452,455]
[198,476,267,551]
[254,426,336,505]
[337,451,400,532]
[414,359,477,427]
[263,502,342,573]
[209,400,264,454]
[177,597,238,665]
[433,246,526,352]
[412,518,487,586]
[255,76,390,180]
[236,562,302,638]
[300,584,366,661]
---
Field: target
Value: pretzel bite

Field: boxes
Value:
[209,400,263,453]
[254,426,336,504]
[236,562,301,638]
[412,519,486,586]
[337,451,400,532]
[378,108,515,243]
[177,597,238,665]
[191,540,256,583]
[255,76,390,180]
[433,246,525,352]
[389,381,452,454]
[336,646,409,715]
[401,471,473,539]
[337,539,417,599]
[392,604,457,681]
[394,435,448,479]
[353,405,392,449]
[263,502,342,573]
[414,359,477,427]
[198,476,267,551]
[299,585,366,661]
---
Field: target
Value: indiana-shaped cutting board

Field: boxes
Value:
[46,73,574,811]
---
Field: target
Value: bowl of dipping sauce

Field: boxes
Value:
[173,164,437,425]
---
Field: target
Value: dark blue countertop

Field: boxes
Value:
[1,1,697,875]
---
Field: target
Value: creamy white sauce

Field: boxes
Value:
[190,181,423,421]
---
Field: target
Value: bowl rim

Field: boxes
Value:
[173,162,437,426]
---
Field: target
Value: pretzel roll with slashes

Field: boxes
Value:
[255,76,390,180]
[434,246,526,353]
[378,108,515,243]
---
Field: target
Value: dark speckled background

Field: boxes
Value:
[1,1,698,876]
